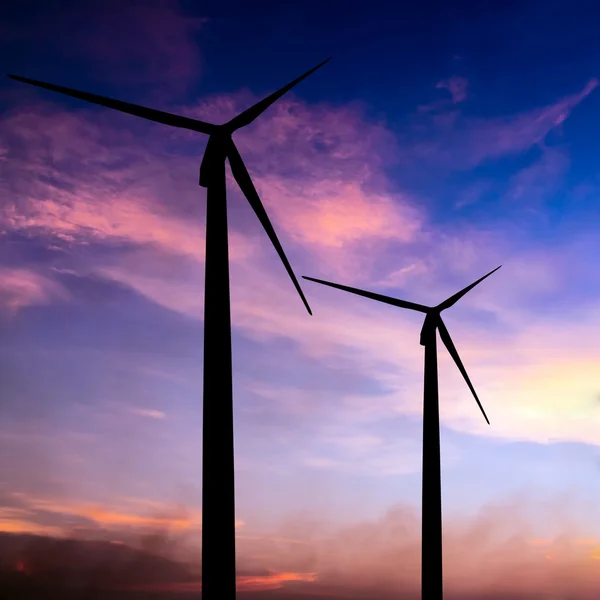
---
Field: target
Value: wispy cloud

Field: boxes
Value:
[437,76,469,104]
[129,408,167,420]
[418,76,469,115]
[412,77,599,170]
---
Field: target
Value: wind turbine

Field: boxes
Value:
[302,266,500,600]
[8,58,330,600]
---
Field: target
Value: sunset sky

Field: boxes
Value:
[2,0,600,597]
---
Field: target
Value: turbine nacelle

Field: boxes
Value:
[199,129,230,187]
[419,311,440,347]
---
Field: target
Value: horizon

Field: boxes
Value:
[2,0,600,598]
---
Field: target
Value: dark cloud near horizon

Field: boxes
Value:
[0,529,597,600]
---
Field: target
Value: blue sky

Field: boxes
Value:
[2,0,600,596]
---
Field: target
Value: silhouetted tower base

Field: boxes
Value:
[421,328,443,600]
[202,156,236,600]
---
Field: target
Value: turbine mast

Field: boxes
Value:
[421,330,443,600]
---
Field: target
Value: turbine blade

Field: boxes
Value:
[226,139,312,315]
[8,74,216,135]
[436,265,501,312]
[437,317,490,424]
[302,277,430,313]
[223,58,331,132]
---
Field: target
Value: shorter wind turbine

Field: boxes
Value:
[303,266,501,600]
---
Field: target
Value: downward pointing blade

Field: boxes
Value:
[302,277,430,313]
[223,58,331,132]
[8,74,216,135]
[226,139,312,315]
[437,317,490,425]
[436,265,501,312]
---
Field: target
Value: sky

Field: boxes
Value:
[1,0,600,597]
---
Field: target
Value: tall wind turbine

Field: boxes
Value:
[303,266,500,600]
[8,58,330,600]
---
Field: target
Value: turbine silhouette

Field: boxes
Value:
[303,265,500,600]
[8,59,330,600]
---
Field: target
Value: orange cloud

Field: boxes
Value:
[237,571,318,591]
[0,492,201,535]
[0,492,253,541]
[79,507,195,529]
[0,518,63,537]
[117,571,317,593]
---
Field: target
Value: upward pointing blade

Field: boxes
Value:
[7,74,216,135]
[437,317,490,424]
[436,265,502,312]
[223,58,331,133]
[302,277,430,313]
[226,139,312,315]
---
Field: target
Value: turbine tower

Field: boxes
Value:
[303,266,500,600]
[8,58,330,600]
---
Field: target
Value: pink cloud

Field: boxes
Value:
[0,104,252,265]
[248,174,424,280]
[212,95,421,279]
[254,177,421,249]
[2,80,418,285]
[0,267,68,315]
